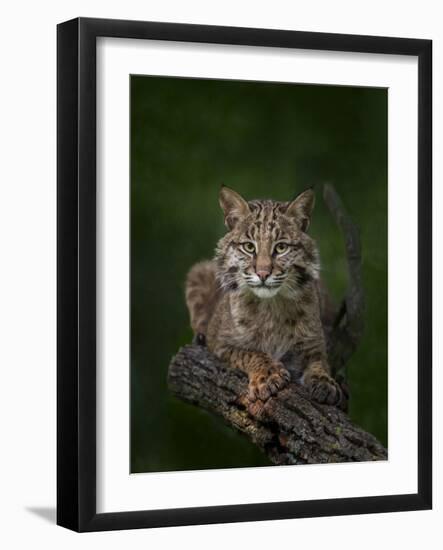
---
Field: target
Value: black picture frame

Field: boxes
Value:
[57,17,432,532]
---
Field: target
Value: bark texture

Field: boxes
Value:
[168,345,387,465]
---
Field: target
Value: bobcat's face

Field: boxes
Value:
[216,187,320,299]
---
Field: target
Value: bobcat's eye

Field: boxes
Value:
[241,242,256,254]
[274,242,289,255]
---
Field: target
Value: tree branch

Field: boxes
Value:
[168,345,387,465]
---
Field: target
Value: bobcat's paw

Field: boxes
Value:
[306,373,343,406]
[247,362,290,402]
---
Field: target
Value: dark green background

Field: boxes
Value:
[131,75,387,473]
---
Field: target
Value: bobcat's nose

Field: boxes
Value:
[256,270,271,283]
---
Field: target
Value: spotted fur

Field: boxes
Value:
[185,186,342,409]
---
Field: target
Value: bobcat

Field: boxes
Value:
[185,186,343,411]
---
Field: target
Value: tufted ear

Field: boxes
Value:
[285,189,315,232]
[219,185,250,230]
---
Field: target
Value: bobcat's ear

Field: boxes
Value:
[219,185,250,230]
[285,189,315,232]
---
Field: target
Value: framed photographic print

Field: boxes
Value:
[57,17,432,531]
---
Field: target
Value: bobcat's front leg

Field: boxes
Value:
[302,360,343,406]
[294,311,343,407]
[219,348,290,402]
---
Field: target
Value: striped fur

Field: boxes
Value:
[185,261,219,337]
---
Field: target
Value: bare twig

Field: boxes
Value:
[322,183,365,380]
